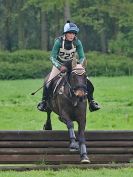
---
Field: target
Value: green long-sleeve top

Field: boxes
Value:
[50,37,86,69]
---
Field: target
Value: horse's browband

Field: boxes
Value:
[71,68,86,75]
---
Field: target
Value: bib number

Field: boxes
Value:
[59,51,75,60]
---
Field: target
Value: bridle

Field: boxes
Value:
[63,67,87,98]
[72,84,87,93]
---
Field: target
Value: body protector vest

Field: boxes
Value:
[58,36,76,62]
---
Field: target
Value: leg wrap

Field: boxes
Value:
[66,120,74,129]
[80,143,87,156]
[79,137,86,144]
[68,128,76,140]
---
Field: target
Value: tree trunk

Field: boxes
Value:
[18,0,25,49]
[64,0,71,22]
[100,29,108,53]
[18,19,25,49]
[40,9,48,50]
[0,40,3,50]
[55,8,61,37]
[4,0,12,51]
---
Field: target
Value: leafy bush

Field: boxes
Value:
[109,32,133,57]
[0,50,133,79]
[0,50,51,79]
[86,52,133,76]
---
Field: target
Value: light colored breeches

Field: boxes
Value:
[46,66,60,87]
[45,62,85,87]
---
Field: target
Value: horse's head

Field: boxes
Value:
[69,64,87,98]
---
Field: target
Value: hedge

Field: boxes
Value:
[0,50,50,79]
[86,52,133,77]
[0,50,133,79]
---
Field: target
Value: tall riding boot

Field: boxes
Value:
[37,85,49,112]
[87,78,100,112]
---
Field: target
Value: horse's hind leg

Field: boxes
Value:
[43,111,52,130]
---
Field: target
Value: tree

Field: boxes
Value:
[64,0,71,22]
[40,10,48,50]
[4,0,13,51]
[0,0,133,55]
[17,0,25,49]
[103,0,133,56]
[24,0,63,50]
[0,1,5,50]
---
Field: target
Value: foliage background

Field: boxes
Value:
[0,0,133,57]
[0,0,133,79]
[0,50,133,79]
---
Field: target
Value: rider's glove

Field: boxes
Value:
[60,66,67,73]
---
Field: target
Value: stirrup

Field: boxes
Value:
[89,100,100,112]
[37,100,47,112]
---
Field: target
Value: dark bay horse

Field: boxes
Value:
[43,64,90,163]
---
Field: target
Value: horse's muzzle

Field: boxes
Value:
[74,89,87,98]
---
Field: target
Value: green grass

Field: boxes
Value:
[0,76,133,130]
[0,77,133,176]
[0,168,133,177]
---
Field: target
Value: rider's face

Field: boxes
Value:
[65,32,76,41]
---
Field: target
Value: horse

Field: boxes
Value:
[43,64,90,163]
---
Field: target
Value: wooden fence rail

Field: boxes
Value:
[0,130,133,170]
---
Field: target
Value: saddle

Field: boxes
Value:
[46,64,86,98]
[45,73,66,98]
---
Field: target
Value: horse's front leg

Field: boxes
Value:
[43,111,52,130]
[78,119,90,163]
[60,110,79,151]
[67,120,79,151]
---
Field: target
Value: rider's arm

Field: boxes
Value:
[50,39,62,69]
[76,39,86,64]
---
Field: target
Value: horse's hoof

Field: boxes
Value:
[70,148,78,152]
[81,155,90,164]
[69,142,79,151]
[43,124,52,130]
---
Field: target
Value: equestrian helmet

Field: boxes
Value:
[64,21,79,34]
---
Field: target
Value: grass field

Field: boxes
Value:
[0,76,132,130]
[0,168,133,177]
[0,76,133,176]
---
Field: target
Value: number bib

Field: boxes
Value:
[58,48,76,61]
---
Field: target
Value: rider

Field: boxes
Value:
[37,21,100,112]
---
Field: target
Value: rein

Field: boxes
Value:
[31,72,62,95]
[59,68,87,102]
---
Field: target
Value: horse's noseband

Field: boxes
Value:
[72,84,87,92]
